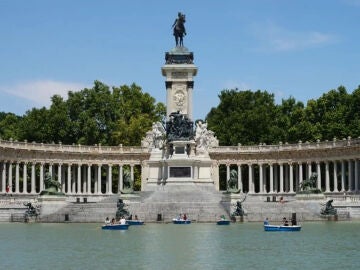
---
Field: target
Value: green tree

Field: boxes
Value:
[0,112,21,140]
[206,89,277,145]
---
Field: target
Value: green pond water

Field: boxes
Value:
[0,222,359,270]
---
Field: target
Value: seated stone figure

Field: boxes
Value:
[39,172,65,196]
[320,199,337,215]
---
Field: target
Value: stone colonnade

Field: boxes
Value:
[0,140,148,196]
[0,161,140,195]
[216,159,360,194]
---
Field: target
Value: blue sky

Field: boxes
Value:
[0,0,359,121]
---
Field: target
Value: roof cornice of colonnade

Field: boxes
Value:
[0,138,150,163]
[209,136,360,162]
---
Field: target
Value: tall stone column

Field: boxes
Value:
[213,162,220,191]
[237,164,243,192]
[248,164,254,193]
[72,167,76,193]
[259,163,264,193]
[49,163,53,177]
[130,164,134,189]
[118,165,123,193]
[341,160,346,192]
[82,166,87,193]
[333,160,338,192]
[274,165,278,193]
[15,162,20,194]
[8,162,13,194]
[355,159,359,192]
[316,162,321,190]
[348,160,353,192]
[31,163,36,194]
[325,161,330,192]
[23,162,27,194]
[58,163,63,191]
[87,164,92,194]
[279,163,284,193]
[67,164,72,194]
[97,164,102,194]
[298,162,303,189]
[77,164,82,194]
[1,162,6,193]
[107,165,113,194]
[289,163,294,193]
[39,163,44,192]
[226,164,230,190]
[269,164,274,193]
[307,162,312,180]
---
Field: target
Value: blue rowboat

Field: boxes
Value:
[126,220,144,225]
[172,218,191,224]
[102,224,129,230]
[217,220,230,225]
[264,224,301,232]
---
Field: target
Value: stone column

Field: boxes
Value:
[15,162,20,194]
[259,163,264,193]
[58,164,62,186]
[298,162,303,189]
[325,161,330,192]
[23,162,27,194]
[8,162,13,194]
[248,164,254,193]
[333,160,338,192]
[289,163,294,193]
[165,81,172,119]
[1,162,6,193]
[130,164,134,189]
[226,164,230,190]
[307,162,312,181]
[49,164,53,177]
[40,163,44,192]
[355,159,359,192]
[279,163,284,193]
[67,164,72,194]
[82,166,87,193]
[237,164,243,192]
[107,165,113,194]
[316,162,321,190]
[269,164,274,193]
[31,163,36,194]
[213,162,220,191]
[72,167,76,193]
[118,165,123,193]
[87,164,92,194]
[274,165,278,193]
[97,164,102,194]
[77,164,82,194]
[348,160,353,192]
[284,164,289,192]
[341,160,346,192]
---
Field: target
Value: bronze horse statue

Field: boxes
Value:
[172,12,186,47]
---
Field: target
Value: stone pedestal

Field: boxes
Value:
[38,195,67,216]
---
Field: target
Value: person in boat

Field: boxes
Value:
[220,215,226,221]
[111,217,115,224]
[120,216,126,225]
[105,217,110,225]
[264,217,269,225]
[177,213,181,220]
[283,217,289,226]
[291,217,297,226]
[134,215,138,220]
[183,213,187,220]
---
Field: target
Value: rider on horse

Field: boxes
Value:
[172,12,186,47]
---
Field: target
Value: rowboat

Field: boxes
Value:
[172,218,191,224]
[217,220,230,225]
[102,224,129,230]
[264,224,301,231]
[126,220,144,225]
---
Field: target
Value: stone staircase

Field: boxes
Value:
[124,183,230,222]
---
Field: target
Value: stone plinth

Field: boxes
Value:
[38,195,67,216]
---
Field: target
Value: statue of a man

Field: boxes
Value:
[172,12,186,47]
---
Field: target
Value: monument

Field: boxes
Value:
[142,12,218,187]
